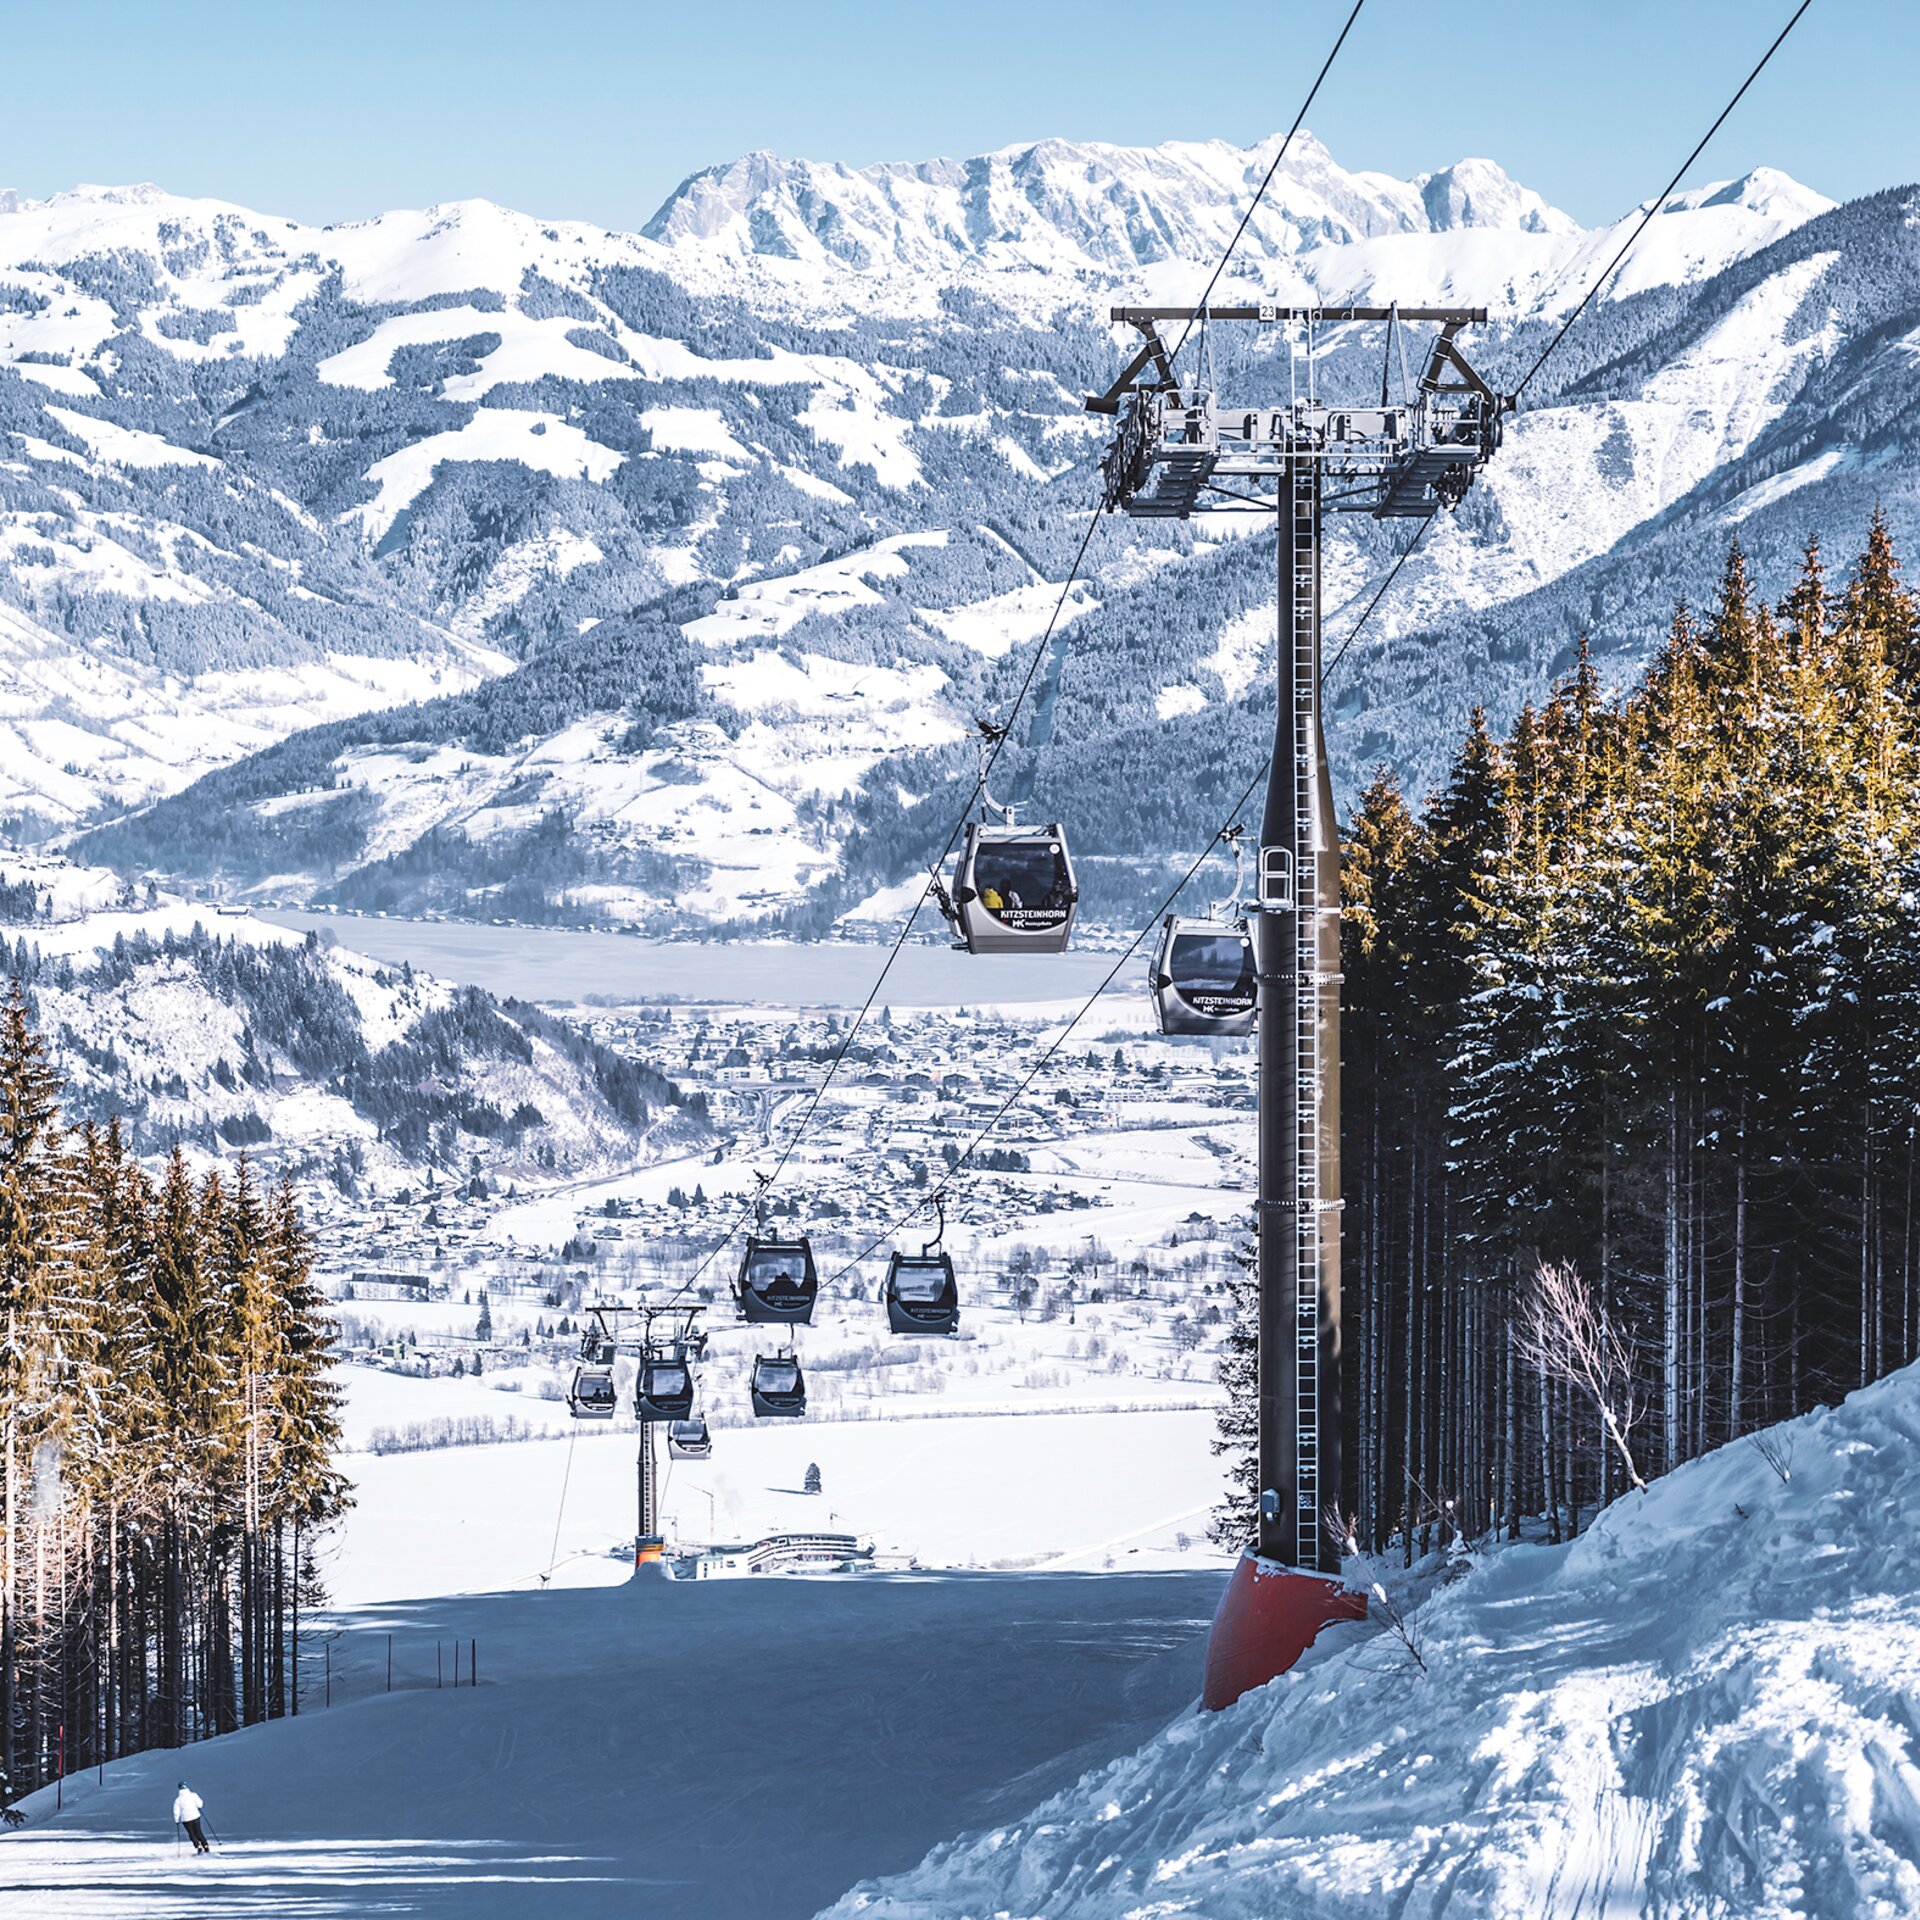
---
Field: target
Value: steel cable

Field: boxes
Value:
[1510,0,1814,399]
[660,501,1106,1307]
[1168,0,1369,371]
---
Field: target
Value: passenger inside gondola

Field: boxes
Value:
[974,841,1070,926]
[746,1252,809,1304]
[570,1367,617,1414]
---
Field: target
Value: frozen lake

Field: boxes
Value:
[261,910,1132,1008]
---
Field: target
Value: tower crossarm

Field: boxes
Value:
[1089,306,1511,521]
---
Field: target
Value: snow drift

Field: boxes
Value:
[828,1365,1920,1918]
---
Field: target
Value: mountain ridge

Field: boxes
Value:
[4,132,1901,934]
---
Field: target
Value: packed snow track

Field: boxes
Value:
[0,1569,1218,1918]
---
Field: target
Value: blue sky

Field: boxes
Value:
[1,1,1909,230]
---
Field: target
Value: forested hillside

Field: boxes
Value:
[0,913,708,1195]
[1335,513,1920,1552]
[0,990,344,1797]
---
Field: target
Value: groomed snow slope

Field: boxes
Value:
[0,1569,1220,1919]
[830,1364,1920,1919]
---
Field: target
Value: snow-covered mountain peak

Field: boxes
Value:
[60,181,176,209]
[1661,164,1835,223]
[641,128,1584,277]
[1413,155,1578,235]
[2,181,183,216]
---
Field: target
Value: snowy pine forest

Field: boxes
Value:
[1335,516,1920,1554]
[0,997,345,1799]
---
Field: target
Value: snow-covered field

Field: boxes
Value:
[5,1306,1234,1916]
[16,1367,1920,1918]
[326,1406,1228,1605]
[0,599,511,828]
[0,1568,1222,1919]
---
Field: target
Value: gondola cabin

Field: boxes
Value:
[736,1236,819,1324]
[668,1415,713,1459]
[953,822,1078,955]
[567,1364,618,1419]
[884,1251,960,1335]
[749,1352,807,1418]
[634,1354,695,1422]
[1151,916,1257,1037]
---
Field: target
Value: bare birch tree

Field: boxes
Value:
[1516,1260,1647,1494]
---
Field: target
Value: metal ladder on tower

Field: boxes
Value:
[1288,467,1323,1572]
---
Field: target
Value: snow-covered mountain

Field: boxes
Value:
[642,133,1580,278]
[3,131,1901,929]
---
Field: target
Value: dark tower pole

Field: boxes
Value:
[1087,303,1500,1705]
[1255,454,1340,1568]
[638,1417,655,1547]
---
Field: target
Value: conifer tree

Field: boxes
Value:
[0,996,344,1794]
[1339,516,1920,1558]
[1207,1248,1259,1550]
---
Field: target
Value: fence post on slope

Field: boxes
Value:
[325,1642,331,1709]
[56,1725,64,1810]
[471,1639,477,1688]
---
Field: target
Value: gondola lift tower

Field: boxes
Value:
[1087,302,1509,1708]
[576,1301,707,1565]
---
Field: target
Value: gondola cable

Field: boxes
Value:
[1321,0,1813,689]
[1318,508,1438,684]
[867,0,1821,1261]
[820,753,1275,1293]
[541,1427,578,1587]
[659,502,1108,1311]
[1166,0,1369,373]
[1509,0,1813,402]
[814,490,1506,1295]
[660,0,1376,1302]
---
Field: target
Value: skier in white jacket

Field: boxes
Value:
[172,1783,210,1853]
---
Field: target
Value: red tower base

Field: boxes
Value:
[1201,1551,1367,1711]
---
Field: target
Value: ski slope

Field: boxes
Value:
[0,1569,1220,1919]
[831,1364,1920,1919]
[11,1374,1920,1918]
